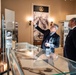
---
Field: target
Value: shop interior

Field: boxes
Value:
[0,0,76,75]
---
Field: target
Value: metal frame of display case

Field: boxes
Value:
[6,48,24,75]
[5,42,76,75]
[1,14,18,75]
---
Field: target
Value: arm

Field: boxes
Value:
[34,24,46,34]
[72,30,76,48]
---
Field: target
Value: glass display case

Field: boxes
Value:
[8,42,76,75]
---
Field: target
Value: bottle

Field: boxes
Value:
[46,47,50,57]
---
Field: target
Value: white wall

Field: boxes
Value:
[66,14,76,20]
[5,9,15,29]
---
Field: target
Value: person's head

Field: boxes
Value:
[69,18,76,28]
[50,24,59,33]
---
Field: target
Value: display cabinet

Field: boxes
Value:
[7,42,76,75]
[63,21,69,46]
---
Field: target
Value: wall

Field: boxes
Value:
[0,0,1,49]
[1,0,76,45]
[74,1,76,13]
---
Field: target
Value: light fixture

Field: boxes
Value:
[64,0,72,1]
[26,16,33,25]
[49,17,54,22]
[49,17,55,26]
[50,21,54,26]
[29,20,32,25]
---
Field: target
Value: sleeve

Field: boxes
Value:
[35,24,46,34]
[72,30,76,48]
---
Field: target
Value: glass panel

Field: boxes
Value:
[7,48,24,75]
[14,42,76,75]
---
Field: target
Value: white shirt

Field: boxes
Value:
[72,26,76,30]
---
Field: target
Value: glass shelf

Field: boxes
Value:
[9,42,76,75]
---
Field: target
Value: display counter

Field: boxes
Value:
[7,42,76,75]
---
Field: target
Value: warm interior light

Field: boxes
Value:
[0,62,7,72]
[25,51,33,57]
[26,16,33,25]
[4,63,7,71]
[27,17,33,21]
[49,17,54,23]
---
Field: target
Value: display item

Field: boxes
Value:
[46,47,51,57]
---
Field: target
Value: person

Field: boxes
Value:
[64,18,76,75]
[34,22,60,54]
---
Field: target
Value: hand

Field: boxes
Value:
[34,21,39,27]
[36,21,39,25]
[45,43,50,47]
[33,21,39,25]
[45,43,54,48]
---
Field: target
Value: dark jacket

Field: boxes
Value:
[35,25,60,52]
[64,27,76,61]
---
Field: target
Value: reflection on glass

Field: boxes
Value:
[7,42,76,75]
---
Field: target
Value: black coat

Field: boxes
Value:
[64,27,76,61]
[35,25,60,52]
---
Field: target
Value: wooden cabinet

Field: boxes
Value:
[34,40,42,45]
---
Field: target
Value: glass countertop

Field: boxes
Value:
[13,42,76,75]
